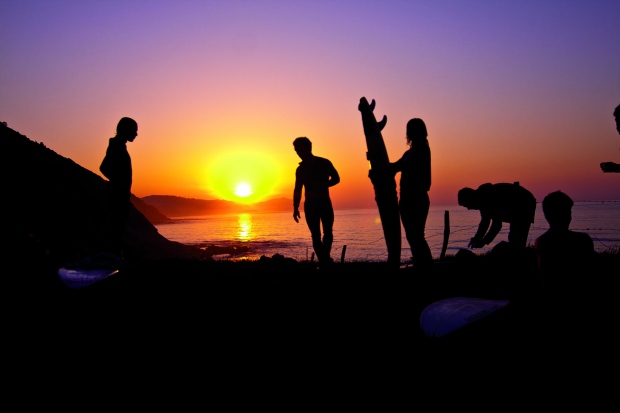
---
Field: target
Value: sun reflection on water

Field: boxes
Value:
[237,213,253,241]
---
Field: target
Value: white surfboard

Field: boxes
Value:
[58,267,119,289]
[57,252,123,289]
[420,297,510,338]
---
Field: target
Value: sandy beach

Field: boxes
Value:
[9,245,618,390]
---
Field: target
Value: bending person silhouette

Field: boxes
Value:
[370,118,433,270]
[458,182,536,249]
[293,137,340,267]
[534,191,594,295]
[100,117,138,258]
[600,103,620,173]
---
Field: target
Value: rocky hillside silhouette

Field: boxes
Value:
[1,121,209,265]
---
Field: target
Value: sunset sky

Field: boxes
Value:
[2,0,619,209]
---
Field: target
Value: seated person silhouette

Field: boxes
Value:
[458,182,536,250]
[534,191,594,296]
[600,103,620,173]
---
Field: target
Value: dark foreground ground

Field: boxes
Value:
[6,246,619,399]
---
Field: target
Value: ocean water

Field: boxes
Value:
[155,201,620,263]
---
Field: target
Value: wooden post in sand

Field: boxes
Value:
[440,210,450,261]
[340,245,347,263]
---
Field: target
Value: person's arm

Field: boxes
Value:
[469,213,491,248]
[482,219,502,245]
[367,153,398,182]
[391,150,411,173]
[601,162,620,173]
[293,170,302,223]
[328,162,340,187]
[100,146,114,180]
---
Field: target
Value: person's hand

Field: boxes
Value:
[601,162,620,173]
[468,237,485,249]
[293,208,300,223]
[368,164,394,182]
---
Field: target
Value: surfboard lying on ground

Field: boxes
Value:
[58,267,119,289]
[420,297,510,338]
[57,252,122,289]
[358,97,401,267]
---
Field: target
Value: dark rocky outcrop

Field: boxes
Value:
[1,121,209,265]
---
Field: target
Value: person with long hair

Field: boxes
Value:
[385,118,434,270]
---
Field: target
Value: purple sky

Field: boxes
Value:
[2,0,619,207]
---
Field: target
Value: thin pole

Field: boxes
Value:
[340,245,347,263]
[440,210,450,261]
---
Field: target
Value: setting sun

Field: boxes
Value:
[204,150,283,204]
[235,182,252,197]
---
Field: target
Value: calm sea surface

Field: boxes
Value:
[155,201,620,263]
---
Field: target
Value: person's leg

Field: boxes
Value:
[402,193,433,267]
[508,220,531,249]
[319,199,335,261]
[304,200,326,262]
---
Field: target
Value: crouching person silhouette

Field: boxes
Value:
[458,182,536,250]
[292,137,340,267]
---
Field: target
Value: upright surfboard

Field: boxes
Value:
[358,97,401,268]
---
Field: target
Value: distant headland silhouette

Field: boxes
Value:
[142,195,293,218]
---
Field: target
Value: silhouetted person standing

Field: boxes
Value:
[372,118,433,269]
[100,117,138,258]
[535,191,594,295]
[293,137,340,267]
[458,182,536,249]
[600,103,620,173]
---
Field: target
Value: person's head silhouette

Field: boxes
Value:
[542,191,573,231]
[457,187,478,210]
[406,118,428,146]
[293,137,313,161]
[614,104,620,135]
[117,117,138,142]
